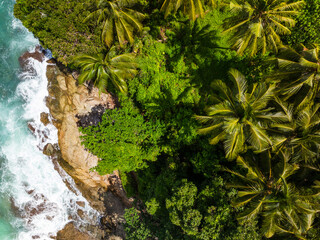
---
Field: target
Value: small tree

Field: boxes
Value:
[79,100,164,174]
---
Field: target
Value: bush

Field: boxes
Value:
[79,100,164,174]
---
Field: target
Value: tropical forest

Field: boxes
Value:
[12,0,320,239]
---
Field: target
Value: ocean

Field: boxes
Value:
[0,1,96,239]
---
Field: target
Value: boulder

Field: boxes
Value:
[40,112,50,126]
[45,61,130,239]
[27,122,36,134]
[19,45,45,70]
[43,143,55,156]
[56,222,94,240]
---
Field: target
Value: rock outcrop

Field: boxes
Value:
[57,222,95,240]
[45,59,130,239]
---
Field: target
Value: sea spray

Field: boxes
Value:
[0,1,99,239]
[1,48,99,240]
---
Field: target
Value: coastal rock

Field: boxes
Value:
[56,222,94,240]
[19,45,45,71]
[40,112,50,126]
[27,122,36,134]
[46,59,130,239]
[43,143,55,156]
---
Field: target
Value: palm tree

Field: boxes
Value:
[160,0,205,21]
[73,46,138,94]
[271,101,320,163]
[269,46,320,109]
[223,0,304,56]
[225,150,319,239]
[84,0,144,48]
[196,69,286,160]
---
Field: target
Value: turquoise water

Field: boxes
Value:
[0,0,37,238]
[0,1,97,239]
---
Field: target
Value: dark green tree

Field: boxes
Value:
[225,150,319,239]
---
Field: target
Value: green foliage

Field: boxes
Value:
[196,68,286,160]
[14,0,320,238]
[160,0,206,21]
[73,46,138,94]
[14,0,104,65]
[129,35,202,154]
[269,46,320,109]
[286,0,320,46]
[84,0,145,48]
[124,208,153,240]
[166,179,202,235]
[223,0,304,56]
[225,150,320,239]
[79,100,164,174]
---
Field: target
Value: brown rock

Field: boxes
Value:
[40,112,50,126]
[27,122,36,134]
[43,143,55,156]
[46,62,128,239]
[47,58,56,64]
[56,222,94,240]
[77,209,85,219]
[76,201,85,208]
[19,45,45,70]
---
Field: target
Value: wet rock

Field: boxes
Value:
[43,143,55,156]
[10,197,22,217]
[28,122,36,134]
[46,61,128,239]
[46,59,56,64]
[77,209,85,219]
[40,112,50,126]
[56,222,94,240]
[19,45,45,71]
[76,201,85,208]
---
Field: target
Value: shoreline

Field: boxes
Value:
[33,47,130,239]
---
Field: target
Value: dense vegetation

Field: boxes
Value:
[14,0,320,239]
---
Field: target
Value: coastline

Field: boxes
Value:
[43,51,130,239]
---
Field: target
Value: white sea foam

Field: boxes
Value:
[0,51,99,240]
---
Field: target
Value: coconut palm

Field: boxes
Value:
[196,69,286,160]
[271,101,320,163]
[270,46,320,109]
[73,46,138,94]
[223,0,304,56]
[226,150,319,239]
[84,0,144,48]
[160,0,205,21]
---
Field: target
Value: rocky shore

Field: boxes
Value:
[20,47,131,239]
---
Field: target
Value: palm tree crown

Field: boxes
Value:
[160,0,205,21]
[270,46,320,109]
[196,69,286,159]
[223,0,304,56]
[84,0,144,48]
[73,46,138,94]
[226,151,319,239]
[271,102,320,163]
